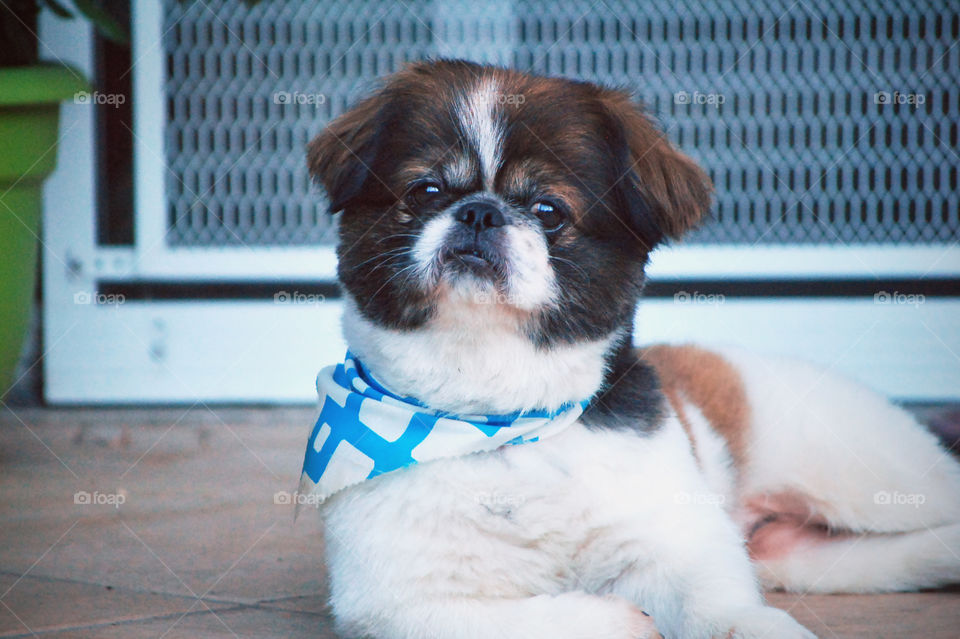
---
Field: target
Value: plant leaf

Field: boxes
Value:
[40,0,75,18]
[71,0,129,44]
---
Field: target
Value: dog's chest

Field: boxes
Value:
[322,421,698,596]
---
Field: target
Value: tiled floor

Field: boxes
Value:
[0,406,957,638]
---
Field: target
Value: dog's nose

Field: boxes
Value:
[454,201,505,232]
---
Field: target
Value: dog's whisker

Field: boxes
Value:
[549,255,590,281]
[352,248,411,270]
[367,262,419,303]
[376,232,423,243]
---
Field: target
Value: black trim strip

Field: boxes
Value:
[98,281,342,301]
[96,278,960,302]
[643,278,960,298]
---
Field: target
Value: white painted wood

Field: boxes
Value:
[39,8,101,410]
[44,298,960,404]
[121,246,339,280]
[130,0,169,271]
[647,244,960,279]
[45,301,346,404]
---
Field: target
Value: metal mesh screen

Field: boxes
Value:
[163,0,960,246]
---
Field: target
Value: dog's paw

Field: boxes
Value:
[535,592,662,639]
[724,606,816,639]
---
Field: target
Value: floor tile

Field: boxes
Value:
[35,606,339,639]
[0,573,229,637]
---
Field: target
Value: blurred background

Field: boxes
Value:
[4,0,959,407]
[1,3,958,636]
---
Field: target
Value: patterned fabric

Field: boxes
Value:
[298,352,590,504]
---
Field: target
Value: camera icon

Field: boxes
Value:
[873,490,891,505]
[874,291,891,304]
[874,91,891,104]
[674,291,691,304]
[674,91,690,105]
[274,491,292,505]
[274,91,291,104]
[274,291,290,303]
[74,491,91,505]
[73,291,92,305]
[73,91,90,104]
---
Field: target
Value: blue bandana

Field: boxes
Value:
[297,352,590,504]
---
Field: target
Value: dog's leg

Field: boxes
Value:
[755,522,960,592]
[581,421,817,639]
[601,499,817,639]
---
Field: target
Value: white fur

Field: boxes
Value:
[411,213,454,287]
[756,523,960,593]
[722,346,960,534]
[341,295,614,414]
[681,398,738,508]
[714,346,960,593]
[410,208,558,311]
[503,223,557,309]
[457,77,505,189]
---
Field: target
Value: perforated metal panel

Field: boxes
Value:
[163,0,960,246]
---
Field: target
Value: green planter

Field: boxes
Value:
[0,65,88,393]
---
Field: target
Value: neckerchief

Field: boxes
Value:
[297,352,590,505]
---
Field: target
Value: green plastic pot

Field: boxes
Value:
[0,65,88,394]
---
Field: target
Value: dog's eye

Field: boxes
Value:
[532,200,565,232]
[408,181,443,206]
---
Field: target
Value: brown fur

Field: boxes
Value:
[639,344,751,465]
[594,89,713,239]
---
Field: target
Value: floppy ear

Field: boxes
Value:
[598,90,713,245]
[307,93,392,213]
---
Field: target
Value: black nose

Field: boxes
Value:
[454,201,505,232]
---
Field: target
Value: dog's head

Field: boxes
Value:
[308,60,710,407]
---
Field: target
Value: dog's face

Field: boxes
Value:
[309,60,711,347]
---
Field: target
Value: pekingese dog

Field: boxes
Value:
[298,59,960,639]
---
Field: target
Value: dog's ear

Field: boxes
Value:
[307,93,392,213]
[597,90,713,247]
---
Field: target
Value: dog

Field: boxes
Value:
[299,59,960,639]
